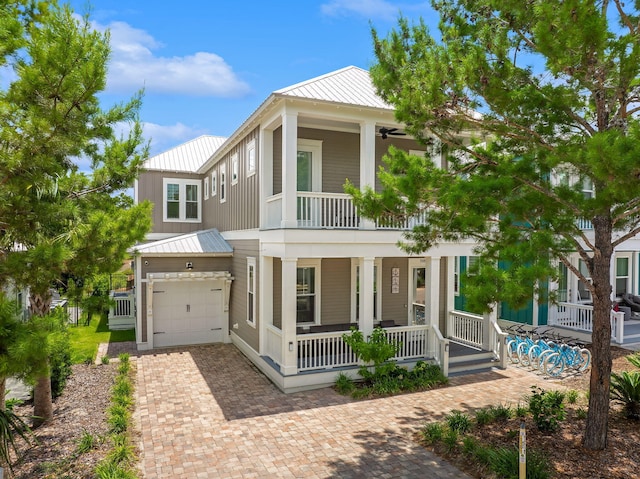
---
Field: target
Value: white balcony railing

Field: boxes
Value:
[264,192,428,231]
[548,302,625,343]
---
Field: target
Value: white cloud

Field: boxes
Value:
[321,0,428,20]
[142,122,210,155]
[93,20,250,97]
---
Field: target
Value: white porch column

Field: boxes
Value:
[483,303,498,351]
[359,120,377,230]
[281,112,298,228]
[360,257,375,338]
[445,256,456,335]
[633,252,639,294]
[429,257,441,327]
[258,255,273,355]
[280,257,298,375]
[532,282,540,327]
[259,128,274,229]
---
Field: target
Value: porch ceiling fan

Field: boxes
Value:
[378,126,407,139]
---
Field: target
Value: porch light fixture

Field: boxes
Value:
[289,341,294,351]
[186,262,193,270]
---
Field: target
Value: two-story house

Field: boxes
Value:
[131,66,640,392]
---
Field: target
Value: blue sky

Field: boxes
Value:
[67,0,438,156]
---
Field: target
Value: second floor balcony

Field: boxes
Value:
[264,191,428,230]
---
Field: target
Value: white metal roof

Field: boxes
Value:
[133,228,233,256]
[143,135,227,172]
[275,66,393,110]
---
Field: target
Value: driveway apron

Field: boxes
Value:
[134,344,552,478]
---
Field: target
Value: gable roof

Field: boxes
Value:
[274,65,392,110]
[133,228,233,256]
[144,135,227,172]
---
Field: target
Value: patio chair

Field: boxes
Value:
[621,293,640,313]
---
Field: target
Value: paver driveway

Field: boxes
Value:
[134,344,551,478]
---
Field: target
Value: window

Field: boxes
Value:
[220,164,226,203]
[211,171,217,197]
[353,261,381,321]
[577,259,592,302]
[582,177,594,199]
[247,257,256,326]
[204,176,209,200]
[454,257,460,295]
[616,257,630,298]
[246,139,256,176]
[558,262,568,302]
[467,256,480,275]
[297,264,319,324]
[231,153,239,185]
[163,178,201,222]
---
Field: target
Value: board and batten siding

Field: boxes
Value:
[138,171,203,235]
[139,256,234,343]
[227,239,260,351]
[272,258,282,329]
[320,258,352,325]
[203,128,260,232]
[381,258,409,325]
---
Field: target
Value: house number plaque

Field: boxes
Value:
[391,267,400,294]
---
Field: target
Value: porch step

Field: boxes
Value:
[448,352,499,376]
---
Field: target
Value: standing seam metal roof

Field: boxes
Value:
[275,66,393,110]
[133,229,233,255]
[143,135,227,172]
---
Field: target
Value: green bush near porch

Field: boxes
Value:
[69,314,135,364]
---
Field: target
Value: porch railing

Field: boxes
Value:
[489,320,508,369]
[447,310,485,349]
[264,192,429,231]
[386,325,429,360]
[548,302,625,343]
[431,324,449,377]
[108,291,135,330]
[297,330,359,371]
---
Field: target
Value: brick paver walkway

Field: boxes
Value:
[134,344,557,478]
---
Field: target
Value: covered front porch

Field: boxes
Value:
[253,253,506,391]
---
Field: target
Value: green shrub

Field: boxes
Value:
[489,404,512,422]
[95,458,138,479]
[112,376,132,397]
[0,407,36,474]
[485,446,551,479]
[101,355,110,365]
[107,405,130,434]
[49,313,72,398]
[528,386,566,432]
[421,422,444,444]
[442,428,459,453]
[515,403,528,418]
[342,327,399,381]
[610,370,640,419]
[334,373,355,395]
[445,410,472,433]
[576,407,587,420]
[566,389,579,404]
[75,430,98,455]
[475,408,493,426]
[462,435,479,455]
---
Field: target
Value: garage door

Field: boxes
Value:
[152,280,224,348]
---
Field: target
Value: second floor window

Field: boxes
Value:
[247,139,256,176]
[211,171,217,197]
[220,164,226,203]
[163,178,201,222]
[231,154,239,185]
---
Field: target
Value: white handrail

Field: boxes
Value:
[448,310,484,349]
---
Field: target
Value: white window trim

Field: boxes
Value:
[350,258,382,323]
[220,163,227,203]
[231,153,239,185]
[297,259,321,325]
[247,257,256,327]
[297,139,322,192]
[615,254,631,299]
[204,176,210,200]
[211,171,217,197]
[246,139,256,177]
[162,178,202,223]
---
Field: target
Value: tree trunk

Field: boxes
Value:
[29,291,53,427]
[583,216,613,450]
[0,376,5,410]
[32,373,52,427]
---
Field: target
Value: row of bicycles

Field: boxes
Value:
[505,325,591,378]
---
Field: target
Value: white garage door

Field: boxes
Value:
[152,280,224,348]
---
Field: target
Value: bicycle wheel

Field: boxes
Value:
[517,342,531,367]
[543,352,565,377]
[575,348,591,372]
[528,345,543,370]
[506,339,520,364]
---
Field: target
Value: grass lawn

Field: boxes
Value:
[68,313,135,364]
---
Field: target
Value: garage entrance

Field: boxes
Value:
[148,272,233,348]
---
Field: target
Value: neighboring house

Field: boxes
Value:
[132,66,640,392]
